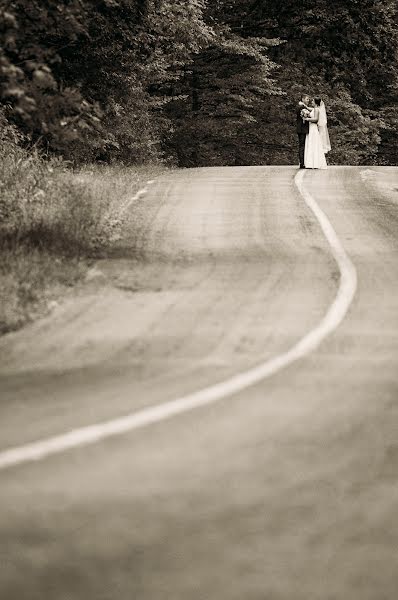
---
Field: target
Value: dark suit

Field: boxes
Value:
[297,103,310,168]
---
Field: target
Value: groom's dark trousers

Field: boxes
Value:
[297,103,310,168]
[298,133,307,168]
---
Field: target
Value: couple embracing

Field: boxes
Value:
[296,94,331,170]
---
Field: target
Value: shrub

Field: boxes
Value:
[0,107,166,334]
[0,108,109,255]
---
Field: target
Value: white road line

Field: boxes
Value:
[117,178,156,215]
[0,170,357,472]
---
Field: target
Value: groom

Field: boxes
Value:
[296,93,310,169]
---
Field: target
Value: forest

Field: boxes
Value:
[1,0,398,167]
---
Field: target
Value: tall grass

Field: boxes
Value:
[0,112,166,334]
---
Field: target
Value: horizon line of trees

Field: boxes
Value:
[1,0,398,166]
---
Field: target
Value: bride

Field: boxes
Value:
[304,97,330,169]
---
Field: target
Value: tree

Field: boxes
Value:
[234,0,398,164]
[1,0,397,165]
[0,0,215,162]
[163,3,281,166]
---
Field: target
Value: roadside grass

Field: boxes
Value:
[0,123,167,335]
[69,163,166,249]
[0,247,85,335]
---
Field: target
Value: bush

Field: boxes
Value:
[0,108,166,334]
[0,109,109,256]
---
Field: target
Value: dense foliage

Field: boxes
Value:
[233,0,398,165]
[1,0,397,165]
[0,0,217,162]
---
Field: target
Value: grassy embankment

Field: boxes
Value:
[0,123,165,335]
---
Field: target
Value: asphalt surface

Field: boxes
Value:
[1,166,397,599]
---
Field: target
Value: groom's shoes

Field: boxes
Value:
[299,165,306,169]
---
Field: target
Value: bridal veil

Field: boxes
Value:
[318,101,331,154]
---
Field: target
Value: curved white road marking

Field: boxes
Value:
[0,170,357,471]
[117,178,156,216]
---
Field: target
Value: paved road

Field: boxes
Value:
[1,166,397,599]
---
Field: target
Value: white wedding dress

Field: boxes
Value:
[304,108,328,170]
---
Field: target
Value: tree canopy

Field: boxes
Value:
[1,0,397,165]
